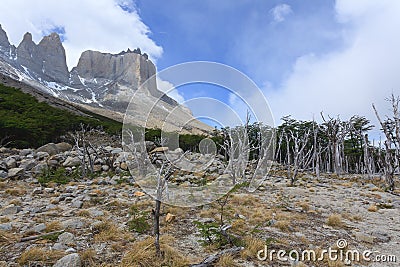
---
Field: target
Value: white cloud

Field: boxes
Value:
[156,77,185,104]
[265,0,400,137]
[0,0,162,69]
[271,4,292,23]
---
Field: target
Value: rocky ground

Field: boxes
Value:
[0,143,399,266]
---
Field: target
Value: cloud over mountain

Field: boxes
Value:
[0,0,163,69]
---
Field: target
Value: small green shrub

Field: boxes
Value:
[127,206,151,234]
[193,220,245,248]
[37,167,75,185]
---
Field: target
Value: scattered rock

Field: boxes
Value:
[5,157,17,169]
[19,159,36,171]
[58,232,76,246]
[0,223,12,231]
[1,205,22,215]
[7,167,24,179]
[71,199,83,209]
[32,187,43,195]
[101,165,109,172]
[120,162,128,170]
[0,170,7,179]
[133,191,146,197]
[53,253,81,267]
[36,143,59,156]
[56,142,72,152]
[63,156,81,167]
[19,149,33,156]
[32,223,46,233]
[32,162,48,174]
[354,232,375,244]
[165,213,176,223]
[36,151,50,160]
[62,219,84,229]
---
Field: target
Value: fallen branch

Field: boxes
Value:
[189,246,244,267]
[20,230,64,242]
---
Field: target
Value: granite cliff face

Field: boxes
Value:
[15,32,69,83]
[0,25,212,134]
[0,25,15,60]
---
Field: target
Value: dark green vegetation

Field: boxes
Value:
[37,167,78,185]
[0,83,212,150]
[127,205,151,234]
[0,83,121,148]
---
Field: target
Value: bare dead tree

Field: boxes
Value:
[70,124,105,177]
[153,161,175,256]
[321,113,349,175]
[222,126,250,185]
[373,94,400,191]
[286,128,312,185]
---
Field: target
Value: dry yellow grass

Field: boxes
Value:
[0,181,7,189]
[0,230,19,245]
[297,201,310,211]
[5,188,26,196]
[231,219,249,236]
[248,208,273,225]
[341,212,363,222]
[77,209,91,217]
[8,199,22,206]
[0,217,10,223]
[216,254,237,267]
[230,194,258,206]
[275,220,291,232]
[93,221,129,242]
[18,247,64,265]
[120,235,190,267]
[326,214,344,228]
[367,205,378,212]
[45,220,62,232]
[241,237,265,260]
[80,249,96,266]
[327,260,345,267]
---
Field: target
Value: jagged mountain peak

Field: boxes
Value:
[0,25,10,49]
[0,25,213,134]
[21,32,33,42]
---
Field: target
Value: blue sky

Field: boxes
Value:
[1,0,400,135]
[135,0,342,86]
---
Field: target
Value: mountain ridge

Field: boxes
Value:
[0,25,212,135]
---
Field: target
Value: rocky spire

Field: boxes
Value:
[16,32,69,82]
[16,32,37,69]
[0,24,16,59]
[37,32,69,82]
[0,24,11,50]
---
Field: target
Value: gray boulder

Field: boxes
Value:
[36,143,59,156]
[63,157,81,167]
[53,253,81,267]
[57,232,76,246]
[19,149,33,157]
[56,142,72,152]
[32,162,48,174]
[7,168,24,179]
[1,205,22,216]
[5,157,17,169]
[19,159,36,171]
[0,170,7,179]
